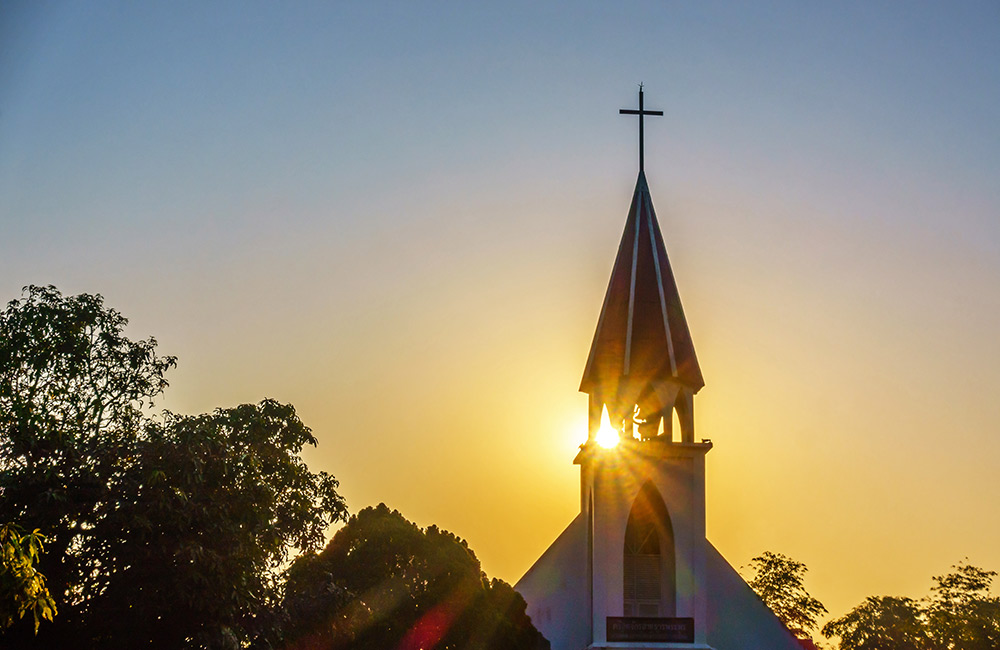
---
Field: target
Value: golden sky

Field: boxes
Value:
[2,1,998,621]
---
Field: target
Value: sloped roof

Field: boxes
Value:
[516,518,805,650]
[580,171,704,393]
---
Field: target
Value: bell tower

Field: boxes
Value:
[576,86,713,648]
[575,166,713,646]
[516,87,812,650]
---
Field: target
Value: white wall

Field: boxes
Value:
[704,542,804,650]
[514,514,591,650]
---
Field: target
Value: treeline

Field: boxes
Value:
[0,286,547,650]
[746,552,1000,650]
[7,285,995,650]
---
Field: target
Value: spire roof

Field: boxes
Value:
[580,172,704,394]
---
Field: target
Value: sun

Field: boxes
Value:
[595,406,619,449]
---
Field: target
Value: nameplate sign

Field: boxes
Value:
[606,616,695,643]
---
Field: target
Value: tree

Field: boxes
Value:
[746,551,827,641]
[924,562,1000,650]
[821,596,930,650]
[76,401,348,649]
[0,523,56,633]
[281,504,549,650]
[0,286,347,648]
[0,285,175,646]
[822,562,1000,650]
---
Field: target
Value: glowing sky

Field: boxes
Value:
[2,1,999,621]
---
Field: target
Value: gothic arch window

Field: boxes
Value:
[623,482,675,617]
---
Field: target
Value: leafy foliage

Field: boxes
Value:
[75,401,348,649]
[0,286,347,648]
[821,596,929,650]
[0,285,176,646]
[0,524,56,633]
[281,504,549,650]
[746,551,827,640]
[823,562,1000,650]
[924,563,1000,650]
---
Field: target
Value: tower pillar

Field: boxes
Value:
[576,439,713,649]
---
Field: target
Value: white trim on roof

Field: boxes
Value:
[645,191,677,377]
[623,188,641,376]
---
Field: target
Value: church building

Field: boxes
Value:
[514,89,804,650]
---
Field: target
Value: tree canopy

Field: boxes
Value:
[821,596,929,650]
[823,562,1000,650]
[924,563,1000,649]
[745,551,827,641]
[0,286,347,648]
[280,503,549,650]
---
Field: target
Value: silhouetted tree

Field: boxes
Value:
[746,551,827,642]
[821,596,930,650]
[924,562,1000,650]
[822,562,1000,650]
[0,286,347,648]
[280,504,549,650]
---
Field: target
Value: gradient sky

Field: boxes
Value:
[2,1,999,622]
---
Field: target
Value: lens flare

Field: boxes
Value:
[595,406,619,449]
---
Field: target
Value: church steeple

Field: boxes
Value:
[517,89,806,650]
[581,92,703,444]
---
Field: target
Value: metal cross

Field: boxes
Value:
[619,84,663,173]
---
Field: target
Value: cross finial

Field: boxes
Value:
[619,84,663,173]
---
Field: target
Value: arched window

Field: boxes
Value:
[623,482,675,616]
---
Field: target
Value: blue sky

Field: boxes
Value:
[2,0,999,620]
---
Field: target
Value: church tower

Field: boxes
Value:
[515,88,805,650]
[575,87,712,647]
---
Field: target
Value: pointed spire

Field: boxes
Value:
[581,172,703,441]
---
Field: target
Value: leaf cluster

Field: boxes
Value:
[0,524,56,633]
